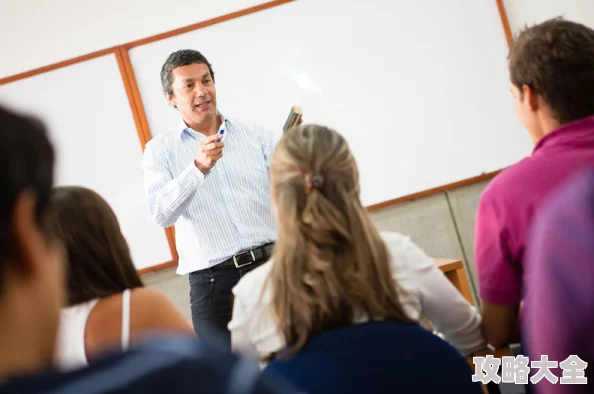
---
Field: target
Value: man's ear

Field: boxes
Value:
[164,92,177,109]
[522,84,540,112]
[11,190,42,277]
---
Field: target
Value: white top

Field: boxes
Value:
[55,289,132,371]
[141,114,278,275]
[228,232,486,363]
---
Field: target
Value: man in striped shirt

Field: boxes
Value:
[141,49,284,340]
[0,105,294,394]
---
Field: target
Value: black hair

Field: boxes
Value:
[160,49,215,96]
[0,104,55,293]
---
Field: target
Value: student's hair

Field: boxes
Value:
[509,17,594,124]
[160,49,215,96]
[0,105,55,294]
[48,186,143,306]
[267,124,416,360]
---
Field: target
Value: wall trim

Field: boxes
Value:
[496,0,514,46]
[0,1,294,86]
[366,170,501,212]
[115,47,179,263]
[0,47,117,86]
[138,260,177,276]
[115,47,153,149]
[124,0,295,49]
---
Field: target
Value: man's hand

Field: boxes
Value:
[194,134,224,174]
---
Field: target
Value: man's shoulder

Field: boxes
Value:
[0,336,295,394]
[480,157,535,204]
[144,128,180,152]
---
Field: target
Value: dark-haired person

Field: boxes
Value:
[141,49,296,340]
[229,125,485,364]
[51,186,194,371]
[475,17,594,350]
[0,104,296,394]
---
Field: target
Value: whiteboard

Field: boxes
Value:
[0,54,172,270]
[129,0,533,206]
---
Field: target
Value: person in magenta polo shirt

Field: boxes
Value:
[474,17,594,350]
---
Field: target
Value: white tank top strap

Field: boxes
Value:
[122,289,131,350]
[55,298,99,371]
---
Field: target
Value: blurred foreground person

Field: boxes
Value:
[0,104,294,394]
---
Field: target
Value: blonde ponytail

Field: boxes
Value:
[266,125,416,361]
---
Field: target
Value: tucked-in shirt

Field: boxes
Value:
[228,231,486,362]
[524,168,594,394]
[475,116,594,305]
[141,114,277,274]
[0,335,297,394]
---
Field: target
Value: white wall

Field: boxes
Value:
[0,0,270,79]
[129,0,529,207]
[4,1,594,80]
[503,0,594,35]
[0,54,173,269]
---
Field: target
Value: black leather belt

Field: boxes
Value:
[220,242,275,268]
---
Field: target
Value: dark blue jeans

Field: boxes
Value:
[188,258,267,347]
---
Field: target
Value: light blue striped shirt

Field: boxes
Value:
[141,113,277,274]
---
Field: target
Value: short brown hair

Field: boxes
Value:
[49,186,143,306]
[509,17,594,124]
[161,49,215,96]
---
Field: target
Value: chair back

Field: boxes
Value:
[263,321,482,394]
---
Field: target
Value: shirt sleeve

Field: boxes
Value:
[392,235,486,356]
[257,123,281,169]
[474,189,522,305]
[141,139,206,228]
[228,286,261,360]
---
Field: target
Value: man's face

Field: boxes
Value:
[166,63,217,128]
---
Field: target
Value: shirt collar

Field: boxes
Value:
[177,111,228,137]
[533,116,594,155]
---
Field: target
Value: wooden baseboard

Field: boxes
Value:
[138,260,177,275]
[366,170,501,211]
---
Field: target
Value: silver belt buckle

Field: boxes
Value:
[233,250,255,268]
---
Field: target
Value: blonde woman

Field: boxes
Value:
[228,125,485,363]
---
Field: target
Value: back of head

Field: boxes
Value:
[0,105,55,296]
[0,104,64,373]
[509,17,594,124]
[268,125,415,359]
[49,186,143,306]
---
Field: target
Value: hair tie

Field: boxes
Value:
[304,173,324,194]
